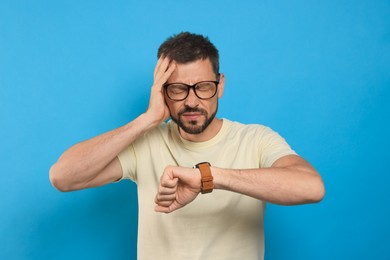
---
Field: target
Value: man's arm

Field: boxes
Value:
[50,57,176,192]
[213,155,325,205]
[154,154,325,213]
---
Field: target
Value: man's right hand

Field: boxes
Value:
[50,56,176,192]
[146,56,176,126]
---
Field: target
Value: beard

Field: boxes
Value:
[171,104,218,135]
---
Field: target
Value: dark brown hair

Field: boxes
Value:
[157,32,219,75]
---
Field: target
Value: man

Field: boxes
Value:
[50,32,325,259]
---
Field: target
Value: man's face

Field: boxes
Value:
[165,58,224,135]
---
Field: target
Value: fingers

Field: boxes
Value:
[154,177,178,208]
[153,154,177,215]
[161,62,176,83]
[154,204,172,214]
[154,56,169,79]
[155,200,182,214]
[153,56,176,87]
[154,166,200,214]
[154,186,176,204]
[146,57,176,124]
[160,174,178,189]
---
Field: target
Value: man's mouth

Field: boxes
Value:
[181,112,202,121]
[179,108,206,121]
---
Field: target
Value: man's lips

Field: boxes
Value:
[181,112,203,120]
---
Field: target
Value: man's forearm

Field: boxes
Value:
[154,155,325,214]
[50,56,176,191]
[50,113,158,190]
[212,155,325,205]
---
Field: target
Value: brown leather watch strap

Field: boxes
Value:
[195,162,214,194]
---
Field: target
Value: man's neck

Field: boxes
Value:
[179,118,223,142]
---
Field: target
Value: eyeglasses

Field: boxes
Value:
[164,75,220,101]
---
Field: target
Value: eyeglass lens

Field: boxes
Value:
[166,81,217,101]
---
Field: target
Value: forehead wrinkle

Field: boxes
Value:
[167,59,215,85]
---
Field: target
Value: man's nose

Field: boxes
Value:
[184,88,199,107]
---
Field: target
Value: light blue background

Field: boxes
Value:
[1,0,389,259]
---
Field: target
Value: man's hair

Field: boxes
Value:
[157,32,219,75]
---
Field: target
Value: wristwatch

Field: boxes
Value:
[194,162,214,194]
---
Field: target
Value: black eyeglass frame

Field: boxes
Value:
[164,74,220,101]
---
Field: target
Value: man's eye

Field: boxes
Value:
[196,83,213,91]
[169,85,187,93]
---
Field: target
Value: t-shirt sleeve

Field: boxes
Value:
[117,144,137,182]
[258,127,297,168]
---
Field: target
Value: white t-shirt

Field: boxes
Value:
[118,119,296,260]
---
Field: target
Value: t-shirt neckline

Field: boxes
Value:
[169,118,229,151]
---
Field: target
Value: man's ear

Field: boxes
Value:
[217,73,225,98]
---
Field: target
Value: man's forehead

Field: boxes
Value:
[167,59,215,84]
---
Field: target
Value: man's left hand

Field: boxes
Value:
[155,166,201,213]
